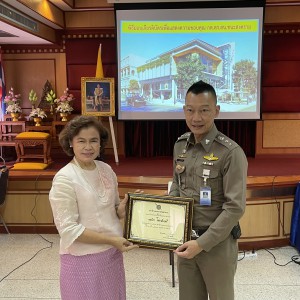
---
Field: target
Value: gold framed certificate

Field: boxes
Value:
[124,193,194,250]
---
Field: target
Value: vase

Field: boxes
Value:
[33,117,42,126]
[60,112,68,122]
[11,112,20,121]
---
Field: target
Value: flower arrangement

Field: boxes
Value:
[55,88,74,114]
[55,101,74,113]
[29,89,38,104]
[4,87,22,113]
[45,89,56,105]
[29,108,47,119]
[5,103,22,114]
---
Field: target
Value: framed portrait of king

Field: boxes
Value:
[81,77,115,117]
[124,193,194,250]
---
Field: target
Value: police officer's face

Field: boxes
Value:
[184,91,220,143]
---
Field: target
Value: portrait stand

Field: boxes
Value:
[108,116,119,165]
[81,77,119,165]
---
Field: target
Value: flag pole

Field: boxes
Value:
[0,46,6,158]
[96,44,119,165]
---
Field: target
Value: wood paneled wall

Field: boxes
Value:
[2,22,300,158]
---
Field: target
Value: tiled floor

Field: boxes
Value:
[0,234,300,300]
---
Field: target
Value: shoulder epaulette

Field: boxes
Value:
[215,134,238,149]
[176,132,191,142]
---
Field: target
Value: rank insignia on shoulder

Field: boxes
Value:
[203,153,218,161]
[177,132,190,141]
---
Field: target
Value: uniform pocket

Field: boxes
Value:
[195,168,223,197]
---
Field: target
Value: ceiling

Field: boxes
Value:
[0,0,100,45]
[0,0,299,46]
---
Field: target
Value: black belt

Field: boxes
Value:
[191,223,241,240]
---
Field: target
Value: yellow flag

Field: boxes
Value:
[96,44,104,77]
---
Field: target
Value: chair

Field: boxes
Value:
[14,132,52,165]
[0,121,26,161]
[0,156,10,234]
[290,182,300,252]
[25,124,53,139]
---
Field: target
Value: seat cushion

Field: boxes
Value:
[12,162,49,170]
[15,132,50,139]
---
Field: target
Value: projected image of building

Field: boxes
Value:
[120,39,235,105]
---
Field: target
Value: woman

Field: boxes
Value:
[49,115,138,300]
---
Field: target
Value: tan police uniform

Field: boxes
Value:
[169,123,248,300]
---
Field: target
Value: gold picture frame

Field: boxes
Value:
[124,193,194,250]
[81,77,115,116]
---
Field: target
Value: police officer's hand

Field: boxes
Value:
[173,240,203,259]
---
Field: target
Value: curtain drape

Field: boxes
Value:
[125,120,256,158]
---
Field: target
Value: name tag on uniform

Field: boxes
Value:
[200,186,211,206]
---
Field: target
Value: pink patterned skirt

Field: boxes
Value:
[60,248,126,300]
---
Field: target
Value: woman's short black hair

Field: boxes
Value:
[59,115,109,156]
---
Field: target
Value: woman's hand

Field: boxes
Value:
[117,189,144,219]
[111,236,139,252]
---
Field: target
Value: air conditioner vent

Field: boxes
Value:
[0,30,18,37]
[0,2,38,32]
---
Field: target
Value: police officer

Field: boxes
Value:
[170,80,248,300]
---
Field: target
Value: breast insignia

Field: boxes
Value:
[203,153,218,161]
[175,164,185,173]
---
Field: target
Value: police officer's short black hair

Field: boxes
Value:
[186,80,217,103]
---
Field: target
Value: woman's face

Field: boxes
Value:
[70,126,100,167]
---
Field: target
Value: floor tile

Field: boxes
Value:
[1,234,300,300]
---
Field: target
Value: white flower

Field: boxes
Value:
[56,102,74,113]
[29,108,47,119]
[6,103,22,113]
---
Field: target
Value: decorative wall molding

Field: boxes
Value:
[266,1,300,6]
[1,29,115,53]
[264,23,300,34]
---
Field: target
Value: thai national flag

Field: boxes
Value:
[0,47,6,121]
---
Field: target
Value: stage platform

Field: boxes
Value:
[5,155,300,177]
[103,156,300,177]
[2,155,300,251]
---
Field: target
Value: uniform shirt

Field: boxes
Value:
[49,160,123,256]
[169,124,248,252]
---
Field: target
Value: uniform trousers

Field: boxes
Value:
[177,235,238,300]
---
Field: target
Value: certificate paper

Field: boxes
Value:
[124,193,194,250]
